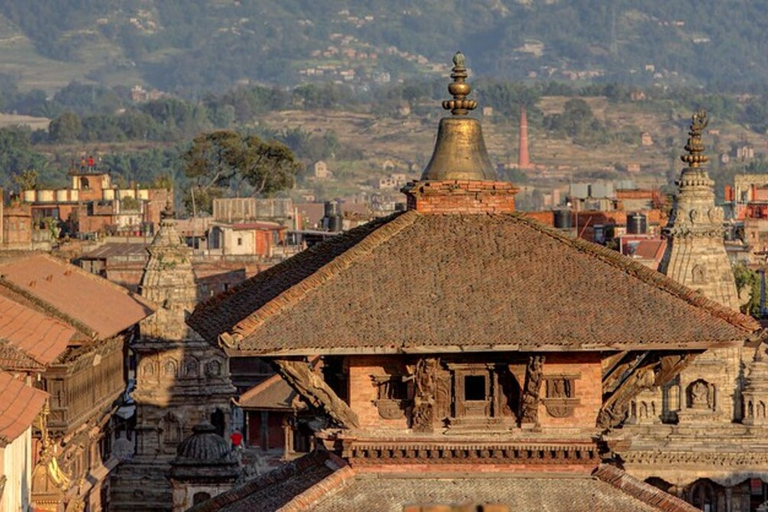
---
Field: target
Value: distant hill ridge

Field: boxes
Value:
[0,0,766,93]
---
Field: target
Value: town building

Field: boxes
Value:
[208,221,286,258]
[185,54,752,511]
[21,164,171,238]
[0,370,48,512]
[0,253,154,511]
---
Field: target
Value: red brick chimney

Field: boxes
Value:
[518,105,530,169]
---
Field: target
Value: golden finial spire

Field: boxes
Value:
[681,110,709,169]
[418,52,495,181]
[442,52,477,116]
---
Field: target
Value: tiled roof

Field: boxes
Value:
[0,295,75,365]
[0,339,44,371]
[0,369,48,444]
[189,450,342,512]
[0,254,154,339]
[189,451,697,512]
[236,374,296,410]
[306,472,697,512]
[189,212,758,356]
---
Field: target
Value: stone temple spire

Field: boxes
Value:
[138,198,198,339]
[403,52,517,214]
[659,111,740,311]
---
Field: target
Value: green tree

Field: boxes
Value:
[13,169,37,190]
[182,130,299,213]
[733,263,761,318]
[48,111,82,143]
[237,136,300,195]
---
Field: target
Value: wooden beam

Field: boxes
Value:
[272,358,360,429]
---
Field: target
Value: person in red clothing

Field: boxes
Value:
[230,429,243,450]
[88,155,95,169]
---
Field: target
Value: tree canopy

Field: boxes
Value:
[182,130,300,214]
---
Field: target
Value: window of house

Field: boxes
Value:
[464,375,487,401]
[237,237,243,246]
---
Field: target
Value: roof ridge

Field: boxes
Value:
[593,464,699,512]
[227,210,420,342]
[512,213,759,333]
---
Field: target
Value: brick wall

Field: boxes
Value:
[348,355,410,430]
[536,352,603,429]
[403,180,517,214]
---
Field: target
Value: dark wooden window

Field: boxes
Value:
[464,375,486,401]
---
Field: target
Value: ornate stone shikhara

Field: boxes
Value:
[659,110,740,311]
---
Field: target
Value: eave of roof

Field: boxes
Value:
[0,370,48,443]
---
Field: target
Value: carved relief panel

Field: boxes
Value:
[371,374,412,420]
[541,373,580,418]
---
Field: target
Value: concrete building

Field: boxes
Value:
[21,165,171,237]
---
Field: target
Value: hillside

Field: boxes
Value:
[1,1,767,94]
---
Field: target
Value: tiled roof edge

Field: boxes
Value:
[593,464,699,512]
[279,455,355,512]
[514,213,760,333]
[229,210,420,341]
[0,254,153,339]
[0,339,45,370]
[234,374,283,406]
[188,450,342,512]
[187,213,400,340]
[37,254,155,310]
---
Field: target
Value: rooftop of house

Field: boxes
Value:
[0,369,48,444]
[189,211,757,357]
[0,253,154,340]
[80,242,149,261]
[235,374,296,411]
[189,450,698,512]
[0,294,76,366]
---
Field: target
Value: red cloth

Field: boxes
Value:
[230,431,243,447]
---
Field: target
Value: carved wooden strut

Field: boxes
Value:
[520,355,545,425]
[272,358,359,429]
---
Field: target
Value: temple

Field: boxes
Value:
[186,54,761,511]
[110,202,237,511]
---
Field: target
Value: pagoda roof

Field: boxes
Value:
[188,450,698,512]
[188,210,759,356]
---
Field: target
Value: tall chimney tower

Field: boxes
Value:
[518,105,530,169]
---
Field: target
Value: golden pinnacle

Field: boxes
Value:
[681,110,709,168]
[442,52,477,116]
